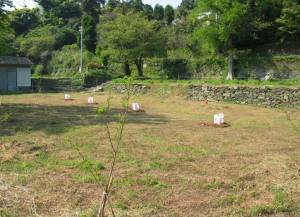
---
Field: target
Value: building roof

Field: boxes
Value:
[0,56,33,66]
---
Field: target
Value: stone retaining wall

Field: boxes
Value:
[100,82,148,95]
[187,85,300,108]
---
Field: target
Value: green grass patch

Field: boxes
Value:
[140,176,167,189]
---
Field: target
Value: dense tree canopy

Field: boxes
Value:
[181,0,195,10]
[153,4,164,20]
[9,8,40,36]
[143,4,153,20]
[1,0,300,78]
[276,0,300,41]
[0,0,15,55]
[164,4,174,25]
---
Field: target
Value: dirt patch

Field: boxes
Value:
[200,122,230,128]
[82,102,99,105]
[60,99,76,102]
[127,109,146,113]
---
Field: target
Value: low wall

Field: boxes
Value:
[187,85,300,108]
[32,78,83,92]
[101,82,149,95]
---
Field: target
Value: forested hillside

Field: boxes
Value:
[1,0,300,81]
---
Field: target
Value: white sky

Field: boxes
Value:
[8,0,182,10]
[143,0,182,8]
[10,0,38,9]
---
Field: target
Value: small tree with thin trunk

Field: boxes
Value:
[97,77,133,216]
[67,76,135,217]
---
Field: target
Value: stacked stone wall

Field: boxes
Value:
[188,85,300,108]
[101,82,148,95]
[99,82,299,108]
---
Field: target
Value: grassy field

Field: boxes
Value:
[0,88,299,217]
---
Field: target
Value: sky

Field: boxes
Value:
[8,0,182,10]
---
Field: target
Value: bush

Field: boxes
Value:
[146,58,228,79]
[34,64,43,76]
[86,62,105,70]
[163,59,189,79]
[84,69,112,87]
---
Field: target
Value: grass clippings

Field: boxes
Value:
[0,91,299,217]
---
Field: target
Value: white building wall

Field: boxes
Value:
[17,68,31,87]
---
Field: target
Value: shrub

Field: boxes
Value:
[146,58,228,79]
[163,59,189,79]
[84,69,112,87]
[34,64,43,76]
[86,62,105,70]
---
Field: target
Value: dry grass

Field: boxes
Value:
[0,89,299,217]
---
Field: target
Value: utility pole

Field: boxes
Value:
[79,26,84,73]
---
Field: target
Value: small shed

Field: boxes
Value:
[0,56,33,91]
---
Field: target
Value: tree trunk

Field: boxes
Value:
[226,36,234,80]
[124,60,131,76]
[135,54,143,77]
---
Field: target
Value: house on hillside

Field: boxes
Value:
[0,56,33,91]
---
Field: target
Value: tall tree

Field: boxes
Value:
[0,0,15,55]
[9,8,41,36]
[18,26,57,67]
[81,0,104,21]
[81,14,97,52]
[59,0,82,19]
[33,0,60,13]
[153,4,164,21]
[164,4,175,25]
[190,0,252,80]
[276,0,300,41]
[143,4,153,20]
[18,25,76,72]
[248,0,283,45]
[99,12,166,76]
[106,0,119,11]
[54,27,77,49]
[0,0,13,15]
[34,0,82,25]
[166,16,190,50]
[181,0,195,10]
[128,0,144,12]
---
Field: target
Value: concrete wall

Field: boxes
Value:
[187,85,300,108]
